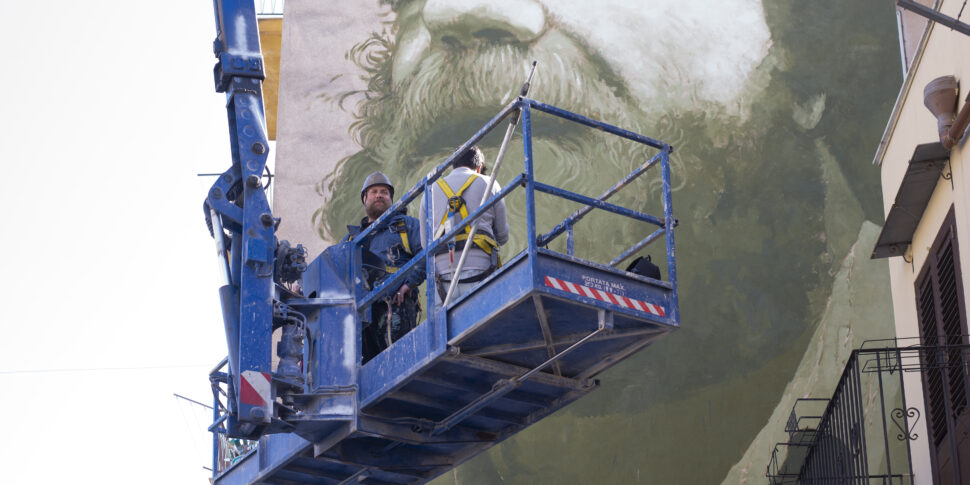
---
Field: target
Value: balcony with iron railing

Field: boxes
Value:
[767,338,970,484]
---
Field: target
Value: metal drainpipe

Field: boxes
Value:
[944,92,970,149]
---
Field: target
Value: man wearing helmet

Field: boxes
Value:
[345,171,424,361]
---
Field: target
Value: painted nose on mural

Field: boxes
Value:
[422,0,546,47]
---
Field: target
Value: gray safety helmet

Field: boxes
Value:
[361,171,394,204]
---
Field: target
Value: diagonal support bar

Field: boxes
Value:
[466,326,669,357]
[532,295,562,376]
[533,182,665,227]
[432,311,612,435]
[609,227,667,268]
[539,152,662,247]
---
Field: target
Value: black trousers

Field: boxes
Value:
[361,294,419,363]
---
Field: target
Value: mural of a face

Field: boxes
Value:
[319,0,773,260]
[305,0,901,482]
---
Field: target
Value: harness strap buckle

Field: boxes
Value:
[447,196,465,214]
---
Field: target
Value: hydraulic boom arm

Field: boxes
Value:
[204,0,289,440]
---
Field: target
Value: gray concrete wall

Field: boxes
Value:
[274,1,386,254]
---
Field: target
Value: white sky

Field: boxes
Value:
[0,2,250,482]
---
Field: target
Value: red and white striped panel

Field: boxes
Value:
[544,275,665,317]
[240,370,272,408]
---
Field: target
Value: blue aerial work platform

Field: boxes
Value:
[204,2,680,483]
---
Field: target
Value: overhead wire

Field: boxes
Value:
[0,363,211,375]
[172,393,212,475]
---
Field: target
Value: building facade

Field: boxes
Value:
[874,1,970,483]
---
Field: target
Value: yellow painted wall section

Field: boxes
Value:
[882,0,970,343]
[879,1,970,481]
[259,17,282,140]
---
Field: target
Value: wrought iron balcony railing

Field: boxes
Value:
[767,337,970,484]
[767,339,965,484]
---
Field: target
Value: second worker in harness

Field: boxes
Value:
[419,145,509,304]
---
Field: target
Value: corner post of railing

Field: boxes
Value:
[660,146,678,321]
[211,381,220,478]
[522,101,538,271]
[895,345,916,482]
[566,223,575,256]
[209,357,229,478]
[852,352,871,480]
[874,350,895,481]
[350,231,366,368]
[424,177,441,349]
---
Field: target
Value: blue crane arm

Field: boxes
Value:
[204,0,276,439]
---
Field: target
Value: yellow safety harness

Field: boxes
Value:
[385,220,412,273]
[435,174,500,266]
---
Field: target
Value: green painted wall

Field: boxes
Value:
[277,0,904,482]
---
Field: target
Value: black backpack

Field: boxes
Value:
[625,255,661,280]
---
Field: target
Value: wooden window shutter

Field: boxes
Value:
[914,208,970,484]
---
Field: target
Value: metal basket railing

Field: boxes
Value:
[351,97,678,327]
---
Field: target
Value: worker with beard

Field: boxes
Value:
[344,172,424,362]
[419,146,509,305]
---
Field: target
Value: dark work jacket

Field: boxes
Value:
[344,211,426,289]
